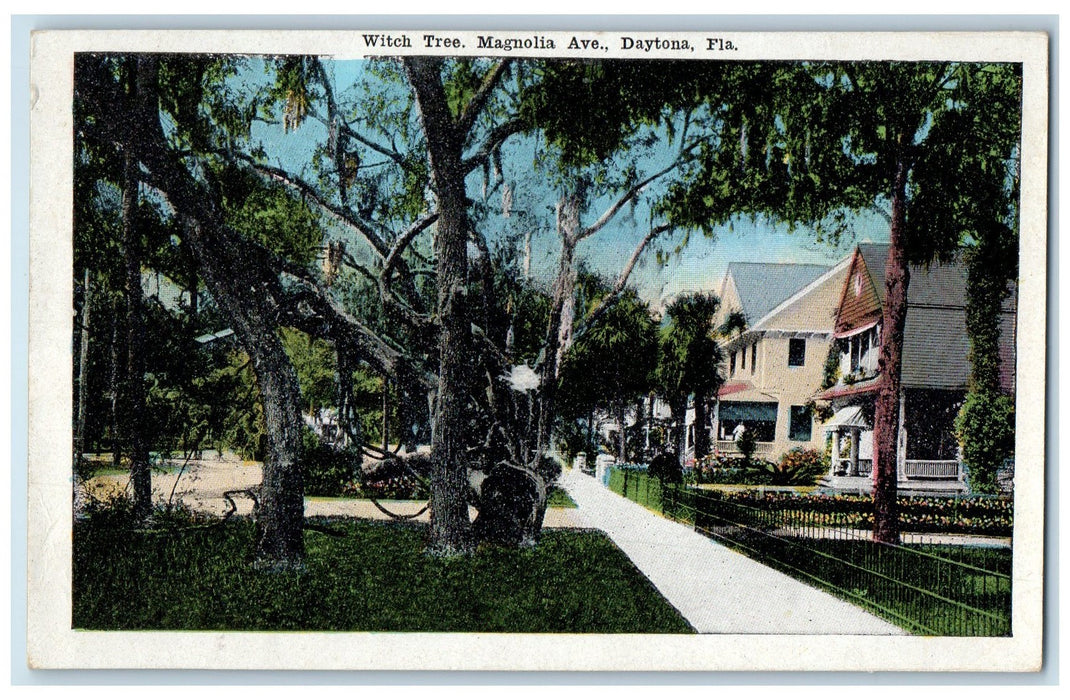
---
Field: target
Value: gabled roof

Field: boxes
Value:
[750,256,852,333]
[852,243,1015,311]
[832,243,1017,393]
[725,262,831,325]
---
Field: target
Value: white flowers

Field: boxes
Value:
[505,364,540,393]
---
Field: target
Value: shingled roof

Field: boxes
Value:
[726,262,831,324]
[855,243,969,308]
[838,244,1016,393]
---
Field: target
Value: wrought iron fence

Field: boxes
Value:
[662,485,1011,636]
[607,467,1011,636]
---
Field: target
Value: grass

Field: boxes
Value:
[73,517,693,633]
[546,487,578,508]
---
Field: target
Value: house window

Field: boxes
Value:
[730,351,736,375]
[741,346,746,370]
[848,330,873,373]
[751,344,757,374]
[788,338,806,367]
[789,405,812,442]
[720,401,778,443]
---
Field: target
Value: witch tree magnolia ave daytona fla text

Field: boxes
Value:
[358,33,737,53]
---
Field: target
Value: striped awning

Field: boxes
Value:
[719,401,778,423]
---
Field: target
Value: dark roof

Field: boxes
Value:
[854,243,991,309]
[848,243,1016,391]
[728,262,831,324]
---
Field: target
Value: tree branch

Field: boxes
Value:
[461,118,526,175]
[576,149,694,242]
[232,153,392,258]
[457,59,513,141]
[573,222,673,341]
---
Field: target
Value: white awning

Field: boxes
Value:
[833,320,878,340]
[823,406,868,431]
[194,328,234,344]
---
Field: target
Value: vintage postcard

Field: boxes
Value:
[27,28,1048,671]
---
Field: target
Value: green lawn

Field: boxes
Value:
[73,517,692,633]
[546,486,578,508]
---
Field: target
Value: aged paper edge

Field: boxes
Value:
[26,28,1049,672]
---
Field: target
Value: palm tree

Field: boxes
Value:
[656,292,724,467]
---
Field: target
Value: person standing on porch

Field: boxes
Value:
[733,423,746,442]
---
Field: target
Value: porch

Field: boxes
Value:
[714,440,776,458]
[821,468,969,495]
[822,404,967,494]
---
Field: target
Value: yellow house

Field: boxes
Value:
[710,259,851,462]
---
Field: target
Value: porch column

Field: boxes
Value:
[830,430,841,477]
[847,428,860,476]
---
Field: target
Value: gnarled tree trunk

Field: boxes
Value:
[124,56,307,566]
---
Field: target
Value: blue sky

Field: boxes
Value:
[240,57,891,309]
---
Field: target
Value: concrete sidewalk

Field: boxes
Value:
[558,468,905,635]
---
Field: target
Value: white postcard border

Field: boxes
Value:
[26,28,1050,672]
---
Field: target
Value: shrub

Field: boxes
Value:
[776,448,828,485]
[344,474,428,500]
[648,452,682,484]
[736,430,757,464]
[302,430,362,497]
[743,458,804,486]
[955,390,1015,494]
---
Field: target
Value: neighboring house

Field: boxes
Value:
[815,243,1016,494]
[707,260,850,462]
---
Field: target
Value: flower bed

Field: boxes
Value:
[686,448,826,487]
[690,489,1013,537]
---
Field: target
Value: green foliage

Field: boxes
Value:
[301,429,362,497]
[955,390,1015,494]
[821,342,842,390]
[648,452,683,485]
[735,429,757,464]
[72,518,694,633]
[655,292,724,404]
[607,467,665,511]
[281,328,337,415]
[208,350,266,461]
[772,447,828,486]
[558,278,658,422]
[216,164,323,266]
[553,418,597,464]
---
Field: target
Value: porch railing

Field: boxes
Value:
[715,440,774,456]
[832,458,871,477]
[904,459,962,479]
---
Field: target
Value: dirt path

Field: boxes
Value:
[79,454,587,528]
